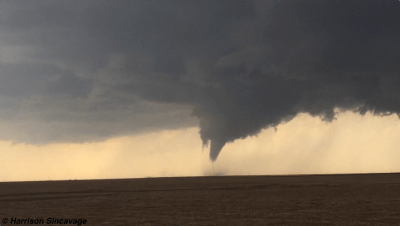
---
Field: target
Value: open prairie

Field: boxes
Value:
[1,174,400,225]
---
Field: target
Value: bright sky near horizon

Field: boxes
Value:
[2,112,400,182]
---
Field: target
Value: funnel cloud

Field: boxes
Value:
[0,0,400,161]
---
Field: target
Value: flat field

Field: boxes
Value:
[1,174,400,225]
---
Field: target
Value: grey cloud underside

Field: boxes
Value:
[1,0,400,160]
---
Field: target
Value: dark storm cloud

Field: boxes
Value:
[46,72,93,98]
[1,0,400,160]
[0,62,61,96]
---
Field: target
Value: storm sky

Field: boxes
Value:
[1,0,400,181]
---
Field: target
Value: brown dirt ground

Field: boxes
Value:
[1,174,400,225]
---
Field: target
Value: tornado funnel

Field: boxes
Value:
[209,138,227,161]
